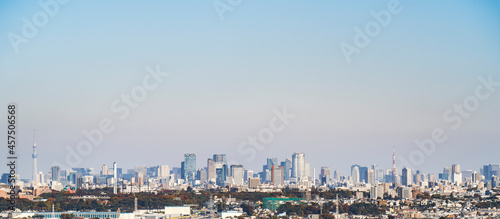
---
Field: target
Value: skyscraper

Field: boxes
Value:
[359,166,368,183]
[51,166,60,182]
[371,164,379,181]
[135,171,144,186]
[367,169,375,184]
[351,165,360,184]
[320,166,330,185]
[207,158,215,182]
[402,167,412,186]
[451,164,462,185]
[442,166,452,181]
[184,153,196,183]
[271,165,283,187]
[213,154,227,164]
[102,164,108,176]
[196,168,207,182]
[113,162,117,194]
[266,158,278,170]
[212,154,226,183]
[32,130,38,186]
[216,164,228,187]
[146,166,159,178]
[452,164,460,174]
[482,164,500,181]
[245,170,254,181]
[492,176,499,188]
[281,159,292,181]
[158,165,170,179]
[39,172,44,185]
[181,161,185,180]
[230,165,244,186]
[264,158,278,182]
[291,153,305,179]
[414,172,422,185]
[305,162,311,179]
[483,165,492,181]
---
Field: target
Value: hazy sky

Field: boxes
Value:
[1,1,499,179]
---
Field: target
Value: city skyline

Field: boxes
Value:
[3,128,500,179]
[1,1,500,182]
[6,149,498,197]
[11,145,500,183]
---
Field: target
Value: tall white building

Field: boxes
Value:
[207,159,215,182]
[291,153,305,180]
[113,162,117,194]
[452,164,460,173]
[231,165,244,186]
[272,165,284,187]
[158,165,170,179]
[367,169,375,184]
[351,166,360,184]
[452,164,462,185]
[102,164,108,176]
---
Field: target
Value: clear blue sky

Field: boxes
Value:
[1,1,499,178]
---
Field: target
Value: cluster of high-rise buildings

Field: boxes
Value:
[1,134,499,197]
[177,152,313,189]
[349,163,499,188]
[1,152,319,192]
[1,147,499,195]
